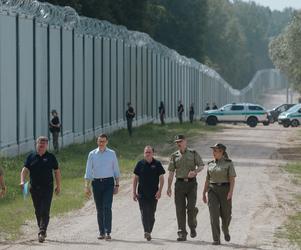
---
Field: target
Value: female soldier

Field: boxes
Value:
[202,143,236,245]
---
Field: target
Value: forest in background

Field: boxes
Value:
[40,0,294,89]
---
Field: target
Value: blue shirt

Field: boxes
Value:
[84,147,120,180]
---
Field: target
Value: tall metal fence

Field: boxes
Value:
[0,0,287,156]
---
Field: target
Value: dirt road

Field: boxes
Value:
[1,90,300,250]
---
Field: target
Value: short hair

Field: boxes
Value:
[144,145,154,153]
[36,136,49,143]
[97,133,108,140]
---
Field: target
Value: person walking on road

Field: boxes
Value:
[0,166,6,198]
[49,110,61,153]
[126,102,135,136]
[159,101,165,125]
[84,133,120,240]
[177,101,184,123]
[20,136,61,243]
[167,135,204,241]
[132,146,165,241]
[202,143,236,245]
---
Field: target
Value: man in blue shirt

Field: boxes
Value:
[132,146,165,241]
[84,133,120,240]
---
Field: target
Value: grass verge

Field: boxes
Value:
[0,121,219,240]
[280,163,301,247]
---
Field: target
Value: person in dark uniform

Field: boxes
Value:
[212,103,218,110]
[167,135,204,241]
[20,136,61,243]
[159,101,165,125]
[189,103,194,123]
[0,166,6,198]
[126,102,135,136]
[177,101,184,123]
[132,146,165,241]
[202,143,236,245]
[205,103,211,111]
[49,110,61,153]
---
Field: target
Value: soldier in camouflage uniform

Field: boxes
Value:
[202,143,236,245]
[167,135,204,241]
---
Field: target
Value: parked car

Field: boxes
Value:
[278,104,301,127]
[267,104,295,123]
[201,103,269,127]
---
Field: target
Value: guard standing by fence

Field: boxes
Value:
[177,101,184,123]
[189,103,194,123]
[126,102,135,136]
[49,110,61,153]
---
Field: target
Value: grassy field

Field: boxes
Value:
[281,163,301,248]
[0,121,219,240]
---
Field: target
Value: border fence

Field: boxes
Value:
[0,0,287,156]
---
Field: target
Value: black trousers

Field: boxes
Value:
[52,131,59,152]
[138,198,158,233]
[127,119,133,136]
[30,186,53,234]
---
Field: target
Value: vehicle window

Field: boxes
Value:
[222,105,232,111]
[278,106,286,112]
[231,105,244,111]
[287,104,301,113]
[248,105,263,111]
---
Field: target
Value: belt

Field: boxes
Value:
[177,178,196,182]
[93,177,113,181]
[210,182,229,186]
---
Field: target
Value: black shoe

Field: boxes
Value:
[224,234,231,242]
[190,228,197,238]
[212,241,221,245]
[144,232,151,241]
[97,234,105,240]
[177,236,187,241]
[105,234,111,241]
[38,233,45,243]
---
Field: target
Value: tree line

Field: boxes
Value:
[269,10,301,93]
[41,0,293,90]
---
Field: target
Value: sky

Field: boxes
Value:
[240,0,301,11]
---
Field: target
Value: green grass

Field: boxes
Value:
[279,163,301,247]
[0,121,219,239]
